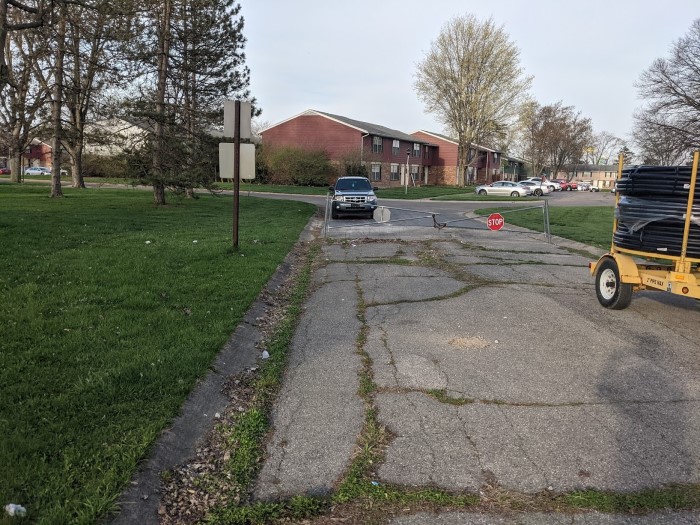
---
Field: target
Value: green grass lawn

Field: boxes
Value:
[477,206,615,249]
[227,183,486,200]
[4,177,534,202]
[0,185,315,524]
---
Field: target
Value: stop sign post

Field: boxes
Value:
[487,213,505,231]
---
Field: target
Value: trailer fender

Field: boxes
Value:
[590,254,641,284]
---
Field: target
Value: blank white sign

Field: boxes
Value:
[219,143,255,180]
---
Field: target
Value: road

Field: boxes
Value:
[244,188,615,231]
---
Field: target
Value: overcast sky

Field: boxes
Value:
[242,0,698,142]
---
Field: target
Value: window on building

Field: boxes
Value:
[371,163,381,181]
[409,165,419,181]
[373,136,383,154]
[392,140,399,156]
[390,164,399,181]
[412,143,420,157]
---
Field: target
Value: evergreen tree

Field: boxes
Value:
[125,0,257,204]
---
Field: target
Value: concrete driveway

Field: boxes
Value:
[255,218,700,523]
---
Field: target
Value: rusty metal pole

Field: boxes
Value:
[233,100,241,249]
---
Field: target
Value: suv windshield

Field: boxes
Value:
[335,178,372,192]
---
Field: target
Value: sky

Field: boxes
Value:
[242,0,698,143]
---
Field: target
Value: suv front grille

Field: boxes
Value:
[345,196,367,203]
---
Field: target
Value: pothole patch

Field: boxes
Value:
[448,336,490,349]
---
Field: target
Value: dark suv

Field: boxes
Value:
[329,177,378,219]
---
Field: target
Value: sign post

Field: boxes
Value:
[232,101,240,248]
[487,213,505,231]
[223,100,252,249]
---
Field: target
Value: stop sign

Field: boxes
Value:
[487,213,505,231]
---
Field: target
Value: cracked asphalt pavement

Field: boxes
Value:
[254,219,700,524]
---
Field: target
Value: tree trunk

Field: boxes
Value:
[9,153,21,183]
[0,0,9,90]
[153,180,165,205]
[50,10,66,198]
[71,142,85,188]
[151,0,172,206]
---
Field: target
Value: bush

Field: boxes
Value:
[82,154,129,178]
[261,146,336,186]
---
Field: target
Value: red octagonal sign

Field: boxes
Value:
[487,213,505,231]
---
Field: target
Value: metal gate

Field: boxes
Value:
[323,193,552,242]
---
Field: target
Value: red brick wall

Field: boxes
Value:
[411,132,459,185]
[262,114,361,159]
[27,143,52,167]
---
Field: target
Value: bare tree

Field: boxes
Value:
[517,101,547,179]
[545,103,591,179]
[634,18,700,156]
[585,131,623,165]
[62,1,125,188]
[49,2,66,197]
[414,14,532,186]
[517,101,592,180]
[1,0,46,90]
[633,111,689,165]
[0,13,50,183]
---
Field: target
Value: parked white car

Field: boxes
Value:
[517,180,551,196]
[522,177,560,191]
[475,181,532,197]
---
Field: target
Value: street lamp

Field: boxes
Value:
[405,147,410,195]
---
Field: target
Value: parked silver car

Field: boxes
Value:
[475,181,531,197]
[24,167,51,176]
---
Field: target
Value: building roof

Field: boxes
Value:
[567,164,618,171]
[262,109,429,144]
[414,130,498,153]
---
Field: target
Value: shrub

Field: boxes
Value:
[261,146,336,186]
[82,154,129,178]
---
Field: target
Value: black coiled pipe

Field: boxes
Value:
[614,165,699,256]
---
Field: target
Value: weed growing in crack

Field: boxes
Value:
[427,389,475,406]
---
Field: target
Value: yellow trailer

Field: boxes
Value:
[590,151,700,309]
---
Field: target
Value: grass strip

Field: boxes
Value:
[476,206,614,249]
[206,245,327,524]
[0,185,315,524]
[561,485,700,513]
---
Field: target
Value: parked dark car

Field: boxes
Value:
[329,177,378,219]
[0,167,10,175]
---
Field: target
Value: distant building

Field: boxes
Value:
[566,164,618,190]
[27,140,52,168]
[261,110,436,187]
[84,118,152,156]
[261,109,527,186]
[411,130,525,185]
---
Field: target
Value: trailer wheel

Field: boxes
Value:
[595,258,633,309]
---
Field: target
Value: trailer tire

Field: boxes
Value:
[595,258,633,309]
